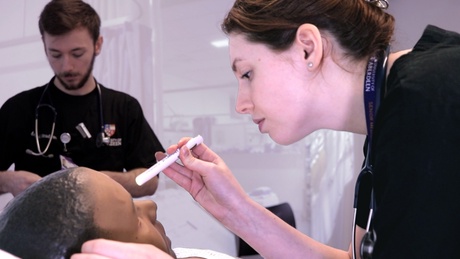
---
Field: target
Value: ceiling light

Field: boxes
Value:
[211,39,229,48]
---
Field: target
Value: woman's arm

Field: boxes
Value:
[160,138,351,259]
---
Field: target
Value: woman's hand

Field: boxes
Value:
[70,239,173,259]
[157,137,249,224]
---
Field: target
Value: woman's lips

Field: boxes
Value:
[253,118,265,132]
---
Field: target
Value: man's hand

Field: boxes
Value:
[0,171,42,196]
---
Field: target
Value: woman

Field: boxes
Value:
[74,0,460,258]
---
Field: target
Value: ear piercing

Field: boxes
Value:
[304,50,313,68]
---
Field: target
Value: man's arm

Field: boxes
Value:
[0,171,42,196]
[100,168,158,197]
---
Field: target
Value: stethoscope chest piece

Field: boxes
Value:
[60,132,71,152]
[360,229,377,259]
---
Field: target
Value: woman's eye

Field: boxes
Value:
[241,71,251,79]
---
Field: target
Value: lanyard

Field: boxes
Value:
[351,47,390,259]
[358,46,389,210]
[363,46,390,154]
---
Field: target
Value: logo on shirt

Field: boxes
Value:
[103,124,116,137]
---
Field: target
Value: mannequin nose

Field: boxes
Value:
[135,200,157,223]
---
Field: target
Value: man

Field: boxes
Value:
[0,0,164,197]
[0,167,236,259]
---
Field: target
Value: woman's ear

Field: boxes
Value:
[95,36,103,56]
[295,24,323,70]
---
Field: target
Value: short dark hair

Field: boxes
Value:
[0,168,104,259]
[222,0,394,60]
[38,0,101,43]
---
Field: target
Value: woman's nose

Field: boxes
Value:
[235,87,252,114]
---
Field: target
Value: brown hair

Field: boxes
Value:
[222,0,394,60]
[38,0,101,43]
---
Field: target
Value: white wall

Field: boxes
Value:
[0,0,459,257]
[388,0,460,51]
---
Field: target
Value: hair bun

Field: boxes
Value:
[366,0,389,9]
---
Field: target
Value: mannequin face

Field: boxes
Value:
[84,169,176,257]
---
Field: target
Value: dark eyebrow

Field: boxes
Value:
[48,47,85,52]
[232,58,242,72]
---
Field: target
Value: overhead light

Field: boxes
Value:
[211,39,229,48]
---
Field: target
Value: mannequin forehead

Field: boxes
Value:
[84,169,139,240]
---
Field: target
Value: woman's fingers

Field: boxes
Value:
[71,239,172,259]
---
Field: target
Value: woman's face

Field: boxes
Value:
[228,33,325,145]
[86,170,176,258]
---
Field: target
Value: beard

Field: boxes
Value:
[56,53,96,91]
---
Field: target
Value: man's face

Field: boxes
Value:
[42,27,101,92]
[84,169,176,258]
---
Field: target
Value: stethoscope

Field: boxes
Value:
[352,46,389,259]
[26,77,109,158]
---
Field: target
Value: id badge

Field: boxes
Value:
[60,155,78,169]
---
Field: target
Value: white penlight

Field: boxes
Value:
[135,135,204,186]
[211,39,229,48]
